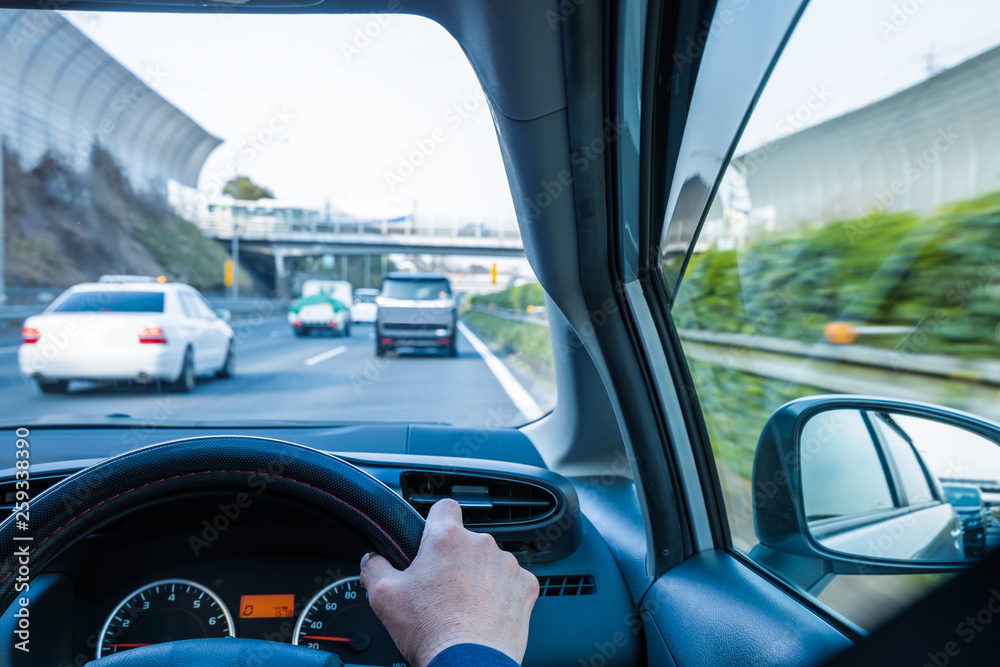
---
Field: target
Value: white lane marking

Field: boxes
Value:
[0,345,20,354]
[304,346,346,367]
[457,321,544,422]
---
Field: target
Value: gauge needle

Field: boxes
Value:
[303,633,371,652]
[104,644,153,648]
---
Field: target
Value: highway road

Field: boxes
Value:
[0,315,539,428]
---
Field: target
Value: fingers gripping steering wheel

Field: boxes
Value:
[0,437,425,666]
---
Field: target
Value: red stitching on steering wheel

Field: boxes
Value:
[1,469,411,585]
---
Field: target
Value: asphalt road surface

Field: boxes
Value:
[0,315,534,428]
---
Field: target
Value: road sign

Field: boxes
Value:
[224,259,234,287]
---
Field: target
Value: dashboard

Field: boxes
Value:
[0,424,641,666]
[68,492,398,665]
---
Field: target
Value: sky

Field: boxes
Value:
[738,0,1000,153]
[61,0,1000,218]
[895,415,1000,485]
[62,11,513,222]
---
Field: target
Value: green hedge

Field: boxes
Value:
[469,283,546,311]
[461,310,554,379]
[675,190,1000,358]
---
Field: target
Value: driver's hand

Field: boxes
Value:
[360,498,539,667]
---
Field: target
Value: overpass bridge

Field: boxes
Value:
[195,216,525,298]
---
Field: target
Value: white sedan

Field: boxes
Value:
[351,288,380,323]
[18,281,235,393]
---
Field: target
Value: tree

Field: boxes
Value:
[223,175,275,201]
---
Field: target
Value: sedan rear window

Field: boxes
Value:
[944,487,980,507]
[52,291,165,313]
[382,279,451,300]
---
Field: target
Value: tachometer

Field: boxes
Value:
[96,579,235,657]
[293,576,408,666]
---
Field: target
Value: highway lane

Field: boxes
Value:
[0,315,532,428]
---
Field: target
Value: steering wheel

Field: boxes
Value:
[0,436,426,666]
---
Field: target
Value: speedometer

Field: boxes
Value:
[96,579,235,657]
[293,576,408,666]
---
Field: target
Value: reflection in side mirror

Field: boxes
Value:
[751,396,1000,594]
[801,410,999,563]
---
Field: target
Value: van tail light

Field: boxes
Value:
[138,327,167,344]
[330,321,338,328]
[22,328,41,344]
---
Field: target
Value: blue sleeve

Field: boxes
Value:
[426,643,520,667]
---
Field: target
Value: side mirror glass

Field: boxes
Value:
[751,396,1000,591]
[216,308,232,322]
[800,409,998,562]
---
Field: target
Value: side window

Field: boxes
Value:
[179,292,213,320]
[177,293,198,319]
[801,410,894,519]
[871,416,935,506]
[668,0,1000,631]
[193,293,218,320]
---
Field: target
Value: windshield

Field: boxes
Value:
[944,487,981,507]
[1,11,556,428]
[382,279,452,301]
[52,291,165,313]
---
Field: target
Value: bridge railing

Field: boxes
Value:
[196,217,522,242]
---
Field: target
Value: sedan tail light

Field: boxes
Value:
[22,327,41,344]
[138,327,167,344]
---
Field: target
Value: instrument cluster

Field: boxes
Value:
[86,558,407,666]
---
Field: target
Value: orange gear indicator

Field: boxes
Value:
[239,594,295,619]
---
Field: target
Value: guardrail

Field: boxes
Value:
[0,296,288,331]
[678,329,1000,386]
[465,305,549,327]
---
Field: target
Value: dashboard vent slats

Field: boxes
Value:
[401,472,558,527]
[0,474,68,511]
[537,575,596,597]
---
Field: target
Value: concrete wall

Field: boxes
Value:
[731,44,1000,232]
[0,9,220,194]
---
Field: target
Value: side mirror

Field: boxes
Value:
[216,308,232,322]
[751,395,1000,593]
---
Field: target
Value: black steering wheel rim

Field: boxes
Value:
[0,436,425,663]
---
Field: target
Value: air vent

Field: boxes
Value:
[0,474,68,511]
[401,472,559,526]
[538,575,596,597]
